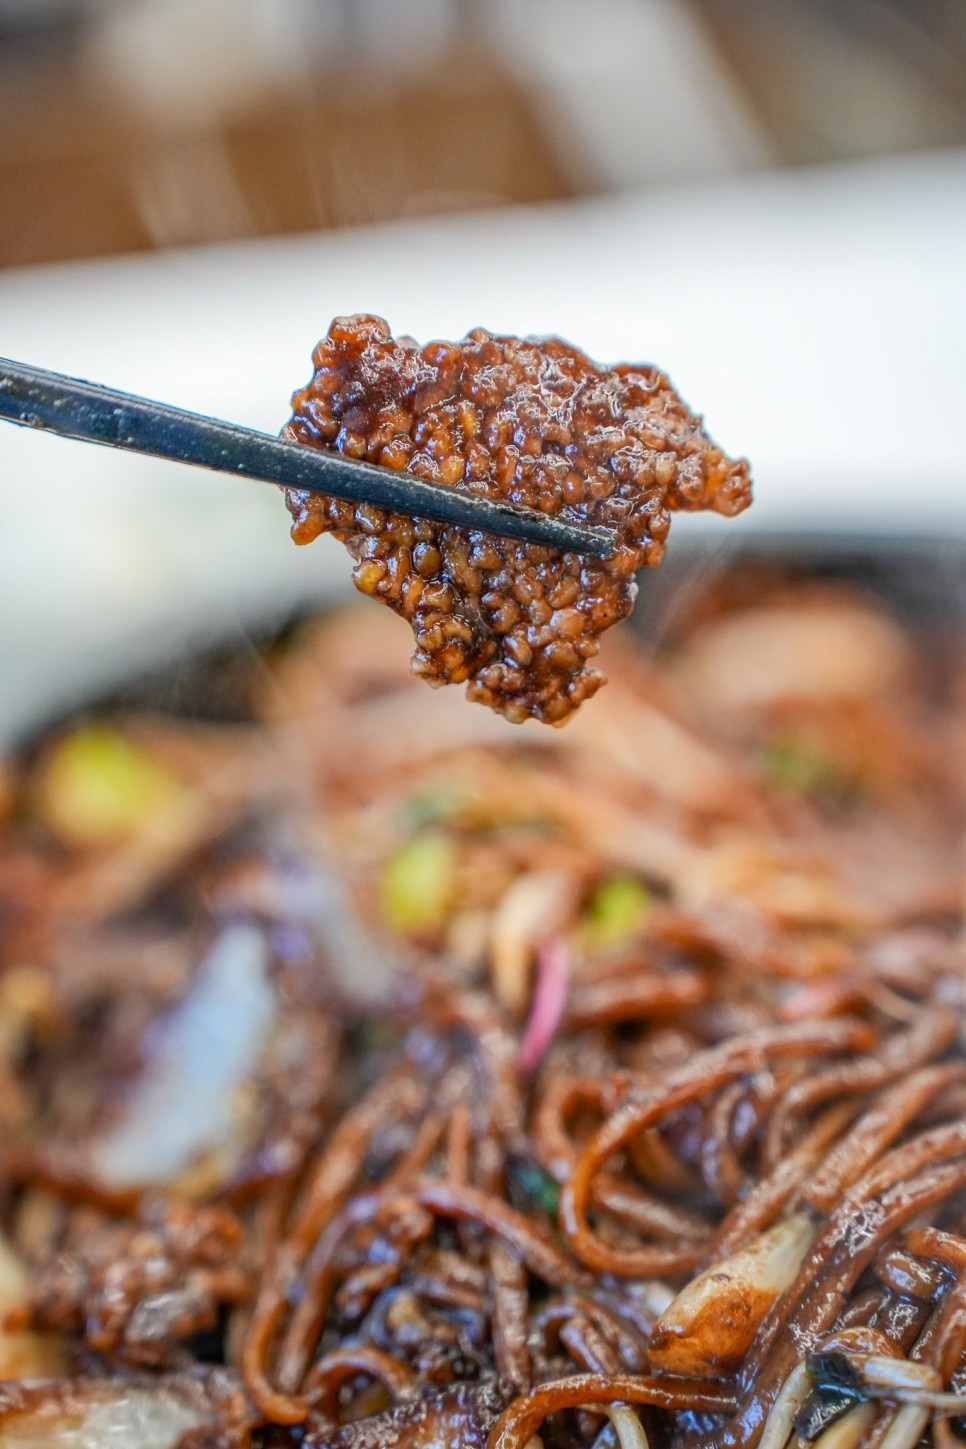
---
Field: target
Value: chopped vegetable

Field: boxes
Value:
[649,1213,815,1377]
[758,1363,812,1449]
[801,1350,966,1419]
[517,938,570,1076]
[401,784,467,832]
[508,1160,562,1219]
[582,875,651,952]
[761,737,846,798]
[0,1379,214,1449]
[806,1352,866,1397]
[795,1382,865,1441]
[797,1402,875,1448]
[380,831,456,935]
[601,1405,650,1449]
[35,726,182,849]
[91,924,275,1192]
[490,871,574,1013]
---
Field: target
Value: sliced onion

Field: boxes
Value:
[518,939,570,1077]
[223,846,402,1009]
[807,1353,966,1446]
[811,1403,875,1449]
[843,1353,966,1413]
[758,1362,811,1449]
[490,872,574,1015]
[602,1405,650,1449]
[876,1404,931,1449]
[855,1356,942,1394]
[0,1381,208,1449]
[91,924,275,1191]
[589,1408,651,1449]
[649,1213,815,1377]
[640,1281,677,1320]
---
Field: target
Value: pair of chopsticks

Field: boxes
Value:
[0,359,615,560]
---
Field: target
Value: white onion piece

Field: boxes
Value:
[649,1213,816,1377]
[846,1353,966,1412]
[584,1406,653,1449]
[229,848,401,1009]
[806,1355,965,1449]
[92,924,275,1190]
[812,1403,875,1449]
[602,1406,650,1449]
[857,1357,942,1394]
[0,1237,62,1379]
[757,1362,810,1449]
[490,872,574,1014]
[0,1383,206,1449]
[640,1281,676,1320]
[876,1404,931,1449]
[305,863,390,1003]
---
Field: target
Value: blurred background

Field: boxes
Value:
[1,0,965,737]
[3,0,966,264]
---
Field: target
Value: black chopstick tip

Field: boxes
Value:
[0,356,621,562]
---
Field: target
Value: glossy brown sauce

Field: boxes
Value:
[284,316,751,723]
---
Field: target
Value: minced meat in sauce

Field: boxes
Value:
[283,316,751,724]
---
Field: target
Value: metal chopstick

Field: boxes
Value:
[0,359,616,560]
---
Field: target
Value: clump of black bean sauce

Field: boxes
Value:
[284,316,751,724]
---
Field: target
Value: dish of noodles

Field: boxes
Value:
[2,556,966,1449]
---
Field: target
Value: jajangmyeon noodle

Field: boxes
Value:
[1,567,966,1449]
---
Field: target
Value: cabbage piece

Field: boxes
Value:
[91,924,275,1191]
[0,1381,208,1449]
